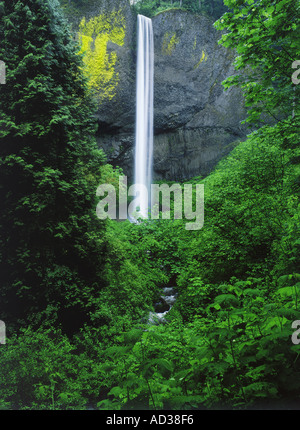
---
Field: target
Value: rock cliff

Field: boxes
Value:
[63,0,247,181]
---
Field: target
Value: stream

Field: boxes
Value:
[148,286,177,325]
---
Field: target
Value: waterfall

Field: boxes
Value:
[133,15,154,219]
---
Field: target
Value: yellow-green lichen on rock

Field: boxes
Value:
[194,50,208,69]
[193,36,197,50]
[77,11,126,103]
[162,31,179,55]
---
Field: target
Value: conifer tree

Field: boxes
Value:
[0,0,107,333]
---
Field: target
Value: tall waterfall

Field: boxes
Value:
[134,15,154,219]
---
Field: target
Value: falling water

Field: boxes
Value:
[134,15,154,219]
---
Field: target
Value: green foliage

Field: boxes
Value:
[215,0,300,123]
[131,0,228,20]
[1,0,300,412]
[0,327,91,409]
[0,0,108,332]
[176,117,299,318]
[1,117,299,408]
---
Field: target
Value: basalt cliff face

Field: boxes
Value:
[63,0,247,181]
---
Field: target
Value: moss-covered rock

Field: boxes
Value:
[77,11,126,102]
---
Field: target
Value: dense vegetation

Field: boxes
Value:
[58,0,228,20]
[132,0,228,19]
[0,0,299,411]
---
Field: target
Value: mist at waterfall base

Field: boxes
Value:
[133,14,154,220]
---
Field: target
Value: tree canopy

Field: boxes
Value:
[132,0,228,19]
[215,0,300,123]
[0,0,107,330]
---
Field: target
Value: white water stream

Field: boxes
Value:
[148,287,177,325]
